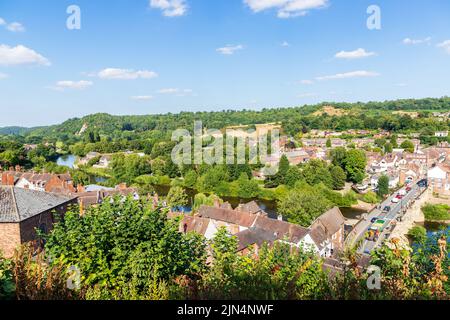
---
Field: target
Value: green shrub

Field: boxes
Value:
[407,226,427,243]
[0,254,15,300]
[422,203,450,221]
[362,191,379,204]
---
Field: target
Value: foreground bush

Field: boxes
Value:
[3,197,448,300]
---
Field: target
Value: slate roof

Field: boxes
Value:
[198,205,258,228]
[309,207,345,250]
[253,216,309,244]
[235,227,277,252]
[237,201,266,215]
[181,215,211,235]
[311,207,345,236]
[0,186,75,223]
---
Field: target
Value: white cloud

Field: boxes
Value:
[131,95,153,101]
[52,80,93,91]
[437,40,450,54]
[300,79,314,85]
[150,0,188,17]
[244,0,328,18]
[335,48,375,59]
[157,88,194,96]
[316,70,380,81]
[96,68,158,80]
[0,44,50,66]
[298,92,317,98]
[6,22,25,32]
[0,72,8,79]
[216,45,244,55]
[395,83,408,87]
[403,37,431,45]
[281,41,290,47]
[158,88,180,94]
[0,18,5,26]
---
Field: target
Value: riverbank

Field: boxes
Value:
[390,189,430,247]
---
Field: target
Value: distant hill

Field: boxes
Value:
[2,97,449,139]
[0,126,34,135]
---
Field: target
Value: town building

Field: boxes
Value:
[427,164,450,196]
[0,186,77,257]
[180,202,345,258]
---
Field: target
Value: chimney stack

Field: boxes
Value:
[77,184,85,193]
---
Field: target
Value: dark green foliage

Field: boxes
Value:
[43,197,207,295]
[422,204,450,221]
[377,175,390,198]
[408,226,427,244]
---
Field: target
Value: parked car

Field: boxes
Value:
[417,179,427,187]
[383,206,391,213]
[392,197,400,203]
[396,194,404,199]
[406,186,412,192]
[371,217,378,223]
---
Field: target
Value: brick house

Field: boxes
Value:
[1,171,76,195]
[309,207,346,257]
[0,186,77,258]
[184,202,345,258]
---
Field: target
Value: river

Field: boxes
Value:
[56,154,76,168]
[153,184,361,221]
[56,154,106,183]
[412,222,449,252]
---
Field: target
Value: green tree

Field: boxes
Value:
[362,191,378,204]
[236,172,260,199]
[329,165,347,190]
[183,170,198,188]
[44,196,207,296]
[277,187,333,227]
[407,226,427,244]
[71,170,91,186]
[330,147,347,168]
[326,138,332,148]
[400,140,415,153]
[285,166,303,187]
[377,175,390,198]
[302,159,333,189]
[274,154,290,186]
[0,254,14,300]
[421,204,450,221]
[390,134,398,148]
[166,186,188,209]
[343,149,367,183]
[384,142,393,154]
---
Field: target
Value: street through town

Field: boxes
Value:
[345,181,427,256]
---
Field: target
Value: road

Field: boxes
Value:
[345,180,427,256]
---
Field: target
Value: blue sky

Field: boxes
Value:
[0,0,449,127]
